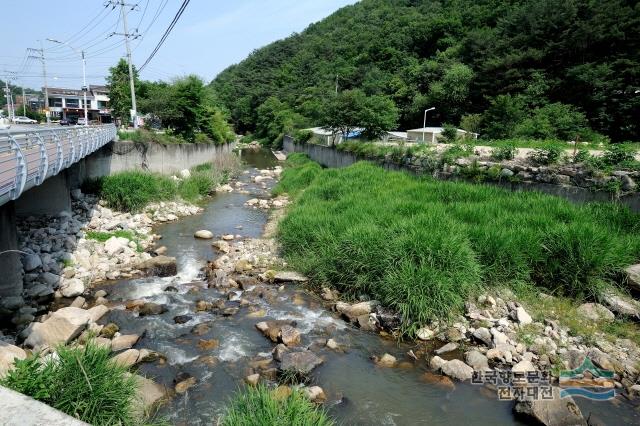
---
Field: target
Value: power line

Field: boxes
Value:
[138,0,190,72]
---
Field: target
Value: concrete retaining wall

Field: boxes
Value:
[0,386,88,425]
[283,137,640,212]
[81,140,235,181]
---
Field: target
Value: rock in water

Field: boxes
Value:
[139,302,167,316]
[273,271,309,283]
[441,359,474,381]
[194,230,214,239]
[139,256,177,277]
[514,387,586,426]
[132,375,166,417]
[280,351,323,374]
[60,278,84,298]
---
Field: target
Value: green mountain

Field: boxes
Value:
[210,0,640,142]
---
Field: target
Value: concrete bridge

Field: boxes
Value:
[0,124,117,297]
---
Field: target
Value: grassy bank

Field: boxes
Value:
[222,385,334,426]
[83,154,241,212]
[274,154,640,336]
[0,342,139,425]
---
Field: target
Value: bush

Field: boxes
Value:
[178,172,215,201]
[100,171,176,212]
[275,159,640,335]
[602,144,635,166]
[0,341,139,425]
[491,144,516,161]
[528,145,562,165]
[222,385,334,426]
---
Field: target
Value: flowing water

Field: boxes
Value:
[95,149,638,425]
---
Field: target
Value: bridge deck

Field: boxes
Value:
[0,124,117,207]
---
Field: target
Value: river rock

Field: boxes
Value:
[273,344,289,362]
[173,315,193,324]
[194,230,214,239]
[280,351,323,374]
[441,359,474,381]
[304,386,326,402]
[280,325,301,346]
[197,339,220,350]
[100,323,119,338]
[473,327,493,346]
[512,359,536,373]
[94,289,108,298]
[0,342,27,376]
[112,349,140,367]
[273,271,309,283]
[175,376,197,394]
[430,355,447,371]
[24,308,91,350]
[139,255,177,277]
[335,300,378,322]
[514,387,586,426]
[465,350,490,371]
[104,236,129,256]
[601,291,640,318]
[625,264,640,292]
[234,259,253,273]
[132,375,166,416]
[245,373,260,386]
[70,296,86,308]
[191,323,211,336]
[40,272,60,286]
[421,371,455,390]
[111,334,140,351]
[514,306,533,325]
[375,353,397,368]
[576,303,615,322]
[87,305,109,322]
[326,338,339,350]
[435,342,459,355]
[60,278,84,298]
[212,240,230,253]
[139,302,167,316]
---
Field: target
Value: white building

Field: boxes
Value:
[406,127,478,143]
[46,85,112,123]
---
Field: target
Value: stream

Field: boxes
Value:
[95,149,636,425]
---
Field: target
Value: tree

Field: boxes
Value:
[106,59,138,124]
[481,94,526,139]
[255,97,306,147]
[514,103,589,141]
[321,89,398,141]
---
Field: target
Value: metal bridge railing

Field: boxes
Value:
[0,124,117,207]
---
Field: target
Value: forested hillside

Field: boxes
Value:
[210,0,640,143]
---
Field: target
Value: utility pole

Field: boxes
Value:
[3,80,13,120]
[47,39,88,126]
[108,0,140,128]
[28,43,50,124]
[335,74,339,94]
[22,87,26,116]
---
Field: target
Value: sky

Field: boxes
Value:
[1,0,358,90]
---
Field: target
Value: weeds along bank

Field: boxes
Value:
[273,154,640,337]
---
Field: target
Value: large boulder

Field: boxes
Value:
[335,300,378,322]
[0,342,27,376]
[24,307,93,350]
[273,271,309,283]
[104,236,129,256]
[576,303,615,322]
[60,278,84,298]
[132,374,166,417]
[465,350,490,371]
[139,256,177,277]
[441,359,474,381]
[601,291,640,318]
[21,253,42,272]
[138,302,167,316]
[514,387,586,426]
[280,351,323,375]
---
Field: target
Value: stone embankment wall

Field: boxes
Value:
[79,140,235,181]
[283,136,640,212]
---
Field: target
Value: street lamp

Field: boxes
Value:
[46,38,88,126]
[422,107,435,143]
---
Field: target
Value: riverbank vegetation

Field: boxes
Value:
[222,385,334,426]
[108,60,235,144]
[211,0,639,146]
[274,154,640,336]
[0,341,139,425]
[84,155,241,212]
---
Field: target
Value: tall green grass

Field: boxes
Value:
[0,341,139,425]
[274,155,640,335]
[222,385,334,426]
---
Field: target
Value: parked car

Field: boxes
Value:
[0,118,10,130]
[59,118,73,126]
[77,117,88,125]
[13,116,38,124]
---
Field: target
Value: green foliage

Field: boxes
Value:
[322,89,398,140]
[177,171,215,200]
[460,113,482,134]
[293,129,313,143]
[528,145,563,165]
[118,129,187,145]
[440,123,459,143]
[256,97,306,148]
[514,103,589,141]
[107,58,139,124]
[602,144,636,166]
[222,385,334,426]
[491,144,516,161]
[275,157,640,334]
[211,0,639,142]
[100,171,176,212]
[0,341,139,425]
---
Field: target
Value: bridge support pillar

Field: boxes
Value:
[15,171,72,217]
[0,202,23,298]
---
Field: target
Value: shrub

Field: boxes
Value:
[0,341,139,425]
[222,385,334,426]
[602,144,635,166]
[178,172,215,201]
[491,144,516,161]
[100,171,176,212]
[293,129,313,143]
[528,145,562,165]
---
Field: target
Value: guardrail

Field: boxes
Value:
[0,124,117,207]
